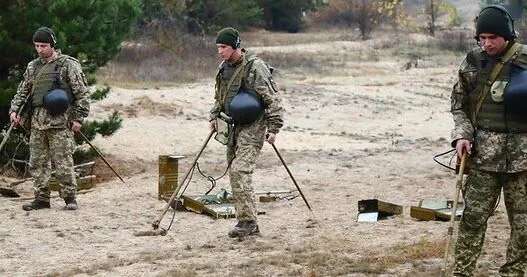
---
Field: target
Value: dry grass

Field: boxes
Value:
[366,238,444,269]
[101,96,184,118]
[97,28,217,87]
[97,28,360,87]
[155,268,198,277]
[45,247,203,277]
[243,28,358,47]
[227,236,445,276]
[96,27,468,87]
[434,28,475,52]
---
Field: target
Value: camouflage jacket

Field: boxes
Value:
[210,49,284,134]
[10,52,90,130]
[450,44,527,173]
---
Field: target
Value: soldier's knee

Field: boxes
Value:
[461,210,489,230]
[230,162,253,175]
[231,186,244,194]
[55,173,75,183]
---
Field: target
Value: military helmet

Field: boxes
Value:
[505,66,527,117]
[229,89,264,125]
[43,89,70,116]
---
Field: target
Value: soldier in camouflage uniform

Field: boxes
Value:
[450,6,527,276]
[9,27,90,211]
[209,28,284,238]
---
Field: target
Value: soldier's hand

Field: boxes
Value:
[455,139,472,158]
[209,120,216,132]
[9,112,21,127]
[266,133,276,144]
[70,121,82,133]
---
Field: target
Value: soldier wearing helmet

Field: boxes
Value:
[209,27,284,238]
[9,27,90,211]
[450,5,527,276]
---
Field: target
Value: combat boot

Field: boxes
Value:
[228,220,260,238]
[22,199,50,211]
[64,197,78,210]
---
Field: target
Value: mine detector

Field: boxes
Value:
[143,124,313,236]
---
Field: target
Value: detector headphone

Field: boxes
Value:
[234,35,241,49]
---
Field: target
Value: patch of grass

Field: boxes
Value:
[243,29,358,47]
[97,28,217,86]
[365,238,444,269]
[435,29,474,53]
[257,49,380,78]
[155,268,198,277]
[232,237,444,276]
[97,28,463,87]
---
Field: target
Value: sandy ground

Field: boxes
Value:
[0,32,513,276]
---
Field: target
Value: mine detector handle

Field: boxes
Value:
[219,112,233,124]
[152,129,215,231]
[0,93,32,153]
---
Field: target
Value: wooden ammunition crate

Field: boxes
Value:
[158,155,184,200]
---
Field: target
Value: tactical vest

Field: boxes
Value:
[215,53,258,116]
[31,56,72,107]
[476,44,527,133]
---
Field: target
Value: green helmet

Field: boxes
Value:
[43,89,70,116]
[229,89,264,125]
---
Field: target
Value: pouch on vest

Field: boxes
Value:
[214,112,234,145]
[505,66,527,117]
[490,80,508,103]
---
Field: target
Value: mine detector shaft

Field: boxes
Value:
[0,93,32,153]
[442,153,467,276]
[78,131,125,184]
[151,119,312,234]
[151,129,215,233]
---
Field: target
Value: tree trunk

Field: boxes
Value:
[429,0,435,37]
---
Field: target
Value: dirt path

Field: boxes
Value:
[0,33,509,276]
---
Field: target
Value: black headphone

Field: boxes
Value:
[477,5,516,40]
[234,35,241,49]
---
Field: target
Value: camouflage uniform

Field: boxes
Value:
[210,49,284,222]
[451,44,527,276]
[10,52,90,202]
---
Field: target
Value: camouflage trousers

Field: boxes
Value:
[453,170,527,277]
[29,128,77,202]
[226,118,266,222]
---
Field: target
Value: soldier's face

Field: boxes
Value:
[478,33,507,57]
[34,42,54,59]
[217,44,235,61]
